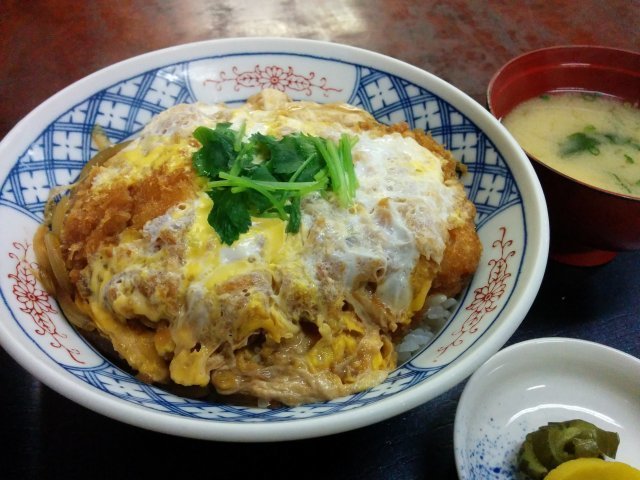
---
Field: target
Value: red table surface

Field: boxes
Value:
[1,2,638,479]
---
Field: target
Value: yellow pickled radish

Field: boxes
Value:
[545,458,640,480]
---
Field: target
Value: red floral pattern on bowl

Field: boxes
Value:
[8,241,84,364]
[437,227,515,359]
[204,64,342,96]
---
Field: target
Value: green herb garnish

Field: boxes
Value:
[559,128,640,158]
[192,124,358,245]
[559,132,601,156]
[611,173,633,194]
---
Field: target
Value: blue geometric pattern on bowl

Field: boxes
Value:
[1,63,194,220]
[0,53,522,421]
[65,360,441,422]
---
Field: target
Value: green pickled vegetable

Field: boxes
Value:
[516,419,620,480]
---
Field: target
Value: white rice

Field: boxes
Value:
[395,293,459,363]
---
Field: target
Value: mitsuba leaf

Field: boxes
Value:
[251,132,301,176]
[285,196,301,234]
[284,133,320,171]
[249,164,279,182]
[294,154,323,182]
[230,140,257,175]
[252,132,321,178]
[192,124,237,178]
[208,189,251,245]
[193,124,358,245]
[243,188,273,214]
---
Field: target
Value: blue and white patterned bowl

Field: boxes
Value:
[0,38,548,441]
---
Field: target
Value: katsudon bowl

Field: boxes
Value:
[0,38,548,441]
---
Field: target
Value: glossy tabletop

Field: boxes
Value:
[1,1,639,478]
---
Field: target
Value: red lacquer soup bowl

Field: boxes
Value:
[488,46,640,266]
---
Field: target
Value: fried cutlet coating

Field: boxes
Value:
[431,220,482,297]
[60,163,198,283]
[372,121,482,298]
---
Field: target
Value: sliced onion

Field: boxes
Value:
[57,293,94,331]
[33,225,56,294]
[43,232,73,295]
[50,194,70,236]
[91,125,111,151]
[43,185,72,225]
[78,140,132,182]
[36,267,57,297]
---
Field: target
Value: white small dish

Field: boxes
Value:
[454,337,640,479]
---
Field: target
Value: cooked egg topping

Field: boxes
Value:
[55,90,480,405]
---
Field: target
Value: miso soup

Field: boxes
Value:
[502,92,640,198]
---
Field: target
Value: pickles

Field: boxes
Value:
[516,420,620,480]
[545,458,640,480]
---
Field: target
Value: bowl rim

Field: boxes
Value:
[486,44,640,203]
[487,44,640,110]
[0,37,549,441]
